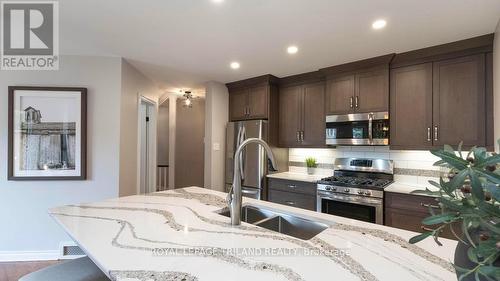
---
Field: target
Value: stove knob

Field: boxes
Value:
[364,191,372,196]
[344,188,350,193]
[358,191,364,195]
[325,186,332,191]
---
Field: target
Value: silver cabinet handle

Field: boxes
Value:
[287,184,296,189]
[355,96,359,109]
[300,131,304,142]
[350,96,354,109]
[368,113,373,145]
[427,127,431,142]
[421,203,440,209]
[296,131,300,142]
[434,126,438,141]
[285,201,296,206]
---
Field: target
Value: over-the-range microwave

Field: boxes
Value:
[325,112,389,146]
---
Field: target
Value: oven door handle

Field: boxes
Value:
[317,191,382,207]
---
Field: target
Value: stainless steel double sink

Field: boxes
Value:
[217,205,329,240]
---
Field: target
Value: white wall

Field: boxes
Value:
[0,56,122,259]
[494,20,500,152]
[119,60,161,197]
[204,82,229,192]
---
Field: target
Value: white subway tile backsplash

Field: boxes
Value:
[342,151,366,158]
[288,148,442,184]
[407,160,439,171]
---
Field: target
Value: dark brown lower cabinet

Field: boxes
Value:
[267,178,316,211]
[385,192,459,240]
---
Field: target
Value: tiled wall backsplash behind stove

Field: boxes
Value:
[289,147,444,186]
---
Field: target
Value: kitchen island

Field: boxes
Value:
[49,187,457,281]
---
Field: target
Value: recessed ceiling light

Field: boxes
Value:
[372,19,387,30]
[211,0,224,3]
[230,62,240,69]
[287,46,299,54]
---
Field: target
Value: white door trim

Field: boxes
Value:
[137,94,158,195]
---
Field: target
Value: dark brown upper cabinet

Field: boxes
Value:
[278,72,325,148]
[322,54,393,115]
[390,63,434,150]
[227,75,279,121]
[433,54,486,147]
[390,34,494,150]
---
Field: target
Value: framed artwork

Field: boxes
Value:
[8,86,87,180]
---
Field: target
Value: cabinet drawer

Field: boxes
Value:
[385,192,440,213]
[268,178,316,196]
[268,189,316,211]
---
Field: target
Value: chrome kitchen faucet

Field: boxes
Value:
[227,138,278,225]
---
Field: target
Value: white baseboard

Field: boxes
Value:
[0,250,60,262]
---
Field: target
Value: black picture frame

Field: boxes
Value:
[8,86,87,181]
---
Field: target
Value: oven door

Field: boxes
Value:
[317,191,383,224]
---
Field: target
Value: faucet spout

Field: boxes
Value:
[228,138,277,225]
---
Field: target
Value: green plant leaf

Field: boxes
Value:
[469,168,485,201]
[431,149,469,170]
[473,147,488,163]
[483,183,500,201]
[467,247,479,263]
[478,266,500,280]
[422,213,457,225]
[409,232,432,244]
[473,168,500,184]
[444,144,455,154]
[476,154,500,168]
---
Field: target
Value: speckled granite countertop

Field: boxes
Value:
[266,172,325,183]
[50,187,457,281]
[385,183,439,196]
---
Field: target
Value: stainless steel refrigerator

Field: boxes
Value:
[225,120,287,200]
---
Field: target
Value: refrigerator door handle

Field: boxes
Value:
[237,125,246,180]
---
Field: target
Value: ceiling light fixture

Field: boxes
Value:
[287,46,299,54]
[372,19,387,30]
[182,90,194,108]
[230,62,240,69]
[211,0,224,4]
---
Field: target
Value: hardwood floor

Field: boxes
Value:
[0,260,60,281]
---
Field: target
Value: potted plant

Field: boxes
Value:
[409,142,500,281]
[305,157,318,175]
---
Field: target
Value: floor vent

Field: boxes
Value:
[60,243,85,259]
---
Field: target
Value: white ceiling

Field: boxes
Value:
[59,0,500,92]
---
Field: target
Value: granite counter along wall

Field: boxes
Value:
[288,147,443,186]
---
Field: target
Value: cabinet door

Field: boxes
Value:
[302,82,326,147]
[325,75,355,115]
[229,89,248,121]
[390,64,433,149]
[356,68,389,113]
[279,86,302,146]
[433,54,486,147]
[247,85,269,119]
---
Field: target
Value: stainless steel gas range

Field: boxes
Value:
[317,158,394,225]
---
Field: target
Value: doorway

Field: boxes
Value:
[138,96,157,194]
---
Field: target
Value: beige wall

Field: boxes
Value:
[119,59,162,196]
[175,98,205,188]
[494,20,500,152]
[0,56,122,256]
[204,82,229,191]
